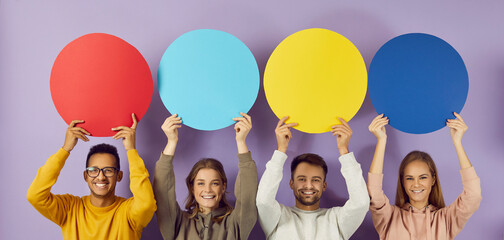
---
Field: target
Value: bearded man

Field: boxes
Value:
[256,116,369,240]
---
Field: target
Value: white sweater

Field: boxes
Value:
[256,150,369,240]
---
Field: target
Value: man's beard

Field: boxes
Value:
[295,191,320,206]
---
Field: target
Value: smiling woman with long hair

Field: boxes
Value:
[394,151,445,209]
[184,158,233,222]
[366,113,482,240]
[153,113,258,240]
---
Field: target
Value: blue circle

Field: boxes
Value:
[158,29,259,131]
[369,33,468,134]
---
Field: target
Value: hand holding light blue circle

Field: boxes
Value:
[158,29,259,130]
[369,33,468,134]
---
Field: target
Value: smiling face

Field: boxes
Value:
[192,168,226,214]
[402,160,435,209]
[83,153,123,204]
[290,162,327,211]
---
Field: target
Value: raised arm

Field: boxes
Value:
[229,113,258,239]
[27,120,90,226]
[112,113,157,231]
[330,118,369,239]
[368,114,388,174]
[153,114,183,239]
[256,116,297,237]
[330,117,353,156]
[444,112,482,237]
[447,112,472,169]
[366,114,396,238]
[233,112,252,154]
[162,114,181,156]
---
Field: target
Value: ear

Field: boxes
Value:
[117,171,123,182]
[83,171,88,182]
[322,181,327,192]
[289,179,294,190]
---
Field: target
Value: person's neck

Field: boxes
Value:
[199,206,214,215]
[295,201,320,211]
[409,200,429,210]
[90,194,116,207]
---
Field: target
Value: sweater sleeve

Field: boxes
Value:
[367,171,395,239]
[228,151,258,240]
[26,148,74,226]
[256,150,287,238]
[126,150,157,232]
[336,152,370,240]
[444,166,482,238]
[153,153,183,240]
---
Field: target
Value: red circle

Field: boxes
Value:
[50,33,153,137]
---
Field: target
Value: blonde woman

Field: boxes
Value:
[367,113,482,239]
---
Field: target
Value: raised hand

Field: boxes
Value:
[446,112,472,169]
[233,113,252,154]
[233,112,252,142]
[62,120,91,152]
[275,116,298,153]
[368,114,389,141]
[330,118,353,155]
[162,114,182,142]
[447,112,467,144]
[161,114,182,155]
[368,115,388,174]
[112,113,137,151]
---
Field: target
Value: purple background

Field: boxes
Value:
[1,1,503,239]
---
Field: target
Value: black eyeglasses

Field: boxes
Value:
[85,167,119,178]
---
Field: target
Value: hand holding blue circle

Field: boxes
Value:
[369,33,468,134]
[158,29,259,130]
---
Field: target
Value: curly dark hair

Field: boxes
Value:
[86,143,120,170]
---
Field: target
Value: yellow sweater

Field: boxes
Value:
[27,148,157,240]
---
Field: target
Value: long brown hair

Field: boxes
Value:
[185,158,233,223]
[395,151,445,208]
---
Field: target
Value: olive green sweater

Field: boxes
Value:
[153,152,258,240]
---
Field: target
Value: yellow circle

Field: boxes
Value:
[264,28,367,133]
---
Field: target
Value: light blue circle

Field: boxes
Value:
[369,33,468,134]
[158,29,259,130]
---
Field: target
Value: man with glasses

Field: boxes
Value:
[27,114,156,240]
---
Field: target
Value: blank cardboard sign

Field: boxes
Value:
[50,33,153,137]
[369,33,468,134]
[264,28,367,133]
[158,29,259,131]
